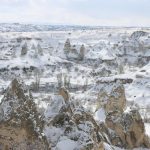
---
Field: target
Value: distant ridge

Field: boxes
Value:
[0,23,149,32]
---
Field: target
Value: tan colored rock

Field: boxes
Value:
[58,87,70,103]
[97,81,126,113]
[0,79,50,150]
[106,109,150,149]
[144,135,150,148]
[0,125,48,150]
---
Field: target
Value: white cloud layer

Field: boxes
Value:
[0,0,149,26]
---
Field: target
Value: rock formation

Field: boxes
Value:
[130,31,148,40]
[0,79,50,150]
[63,39,85,60]
[96,79,150,149]
[44,88,113,150]
[106,109,150,148]
[97,80,126,113]
[0,78,149,150]
[58,87,70,103]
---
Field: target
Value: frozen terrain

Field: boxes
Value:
[0,23,150,150]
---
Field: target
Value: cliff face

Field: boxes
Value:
[0,79,50,150]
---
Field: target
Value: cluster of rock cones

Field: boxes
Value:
[0,78,150,150]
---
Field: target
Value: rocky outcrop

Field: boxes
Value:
[95,79,150,149]
[97,81,126,113]
[0,79,50,150]
[44,88,112,150]
[106,109,150,148]
[64,39,85,60]
[130,31,148,40]
[58,87,70,103]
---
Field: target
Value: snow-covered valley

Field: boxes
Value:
[0,24,150,150]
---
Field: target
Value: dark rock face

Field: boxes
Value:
[130,31,149,40]
[0,78,50,150]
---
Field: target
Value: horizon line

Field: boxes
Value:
[0,22,150,28]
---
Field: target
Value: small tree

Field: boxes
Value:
[64,74,71,89]
[79,44,85,60]
[33,69,42,91]
[12,47,16,58]
[57,73,63,88]
[64,39,71,54]
[83,78,88,91]
[31,44,36,50]
[118,64,124,74]
[37,43,43,55]
[21,42,28,56]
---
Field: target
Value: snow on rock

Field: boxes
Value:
[94,108,106,122]
[56,139,78,150]
[44,95,65,119]
[145,123,150,137]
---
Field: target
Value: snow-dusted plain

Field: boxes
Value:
[0,23,150,149]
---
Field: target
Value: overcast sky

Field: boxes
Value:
[0,0,149,26]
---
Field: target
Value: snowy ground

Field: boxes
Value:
[0,24,150,149]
